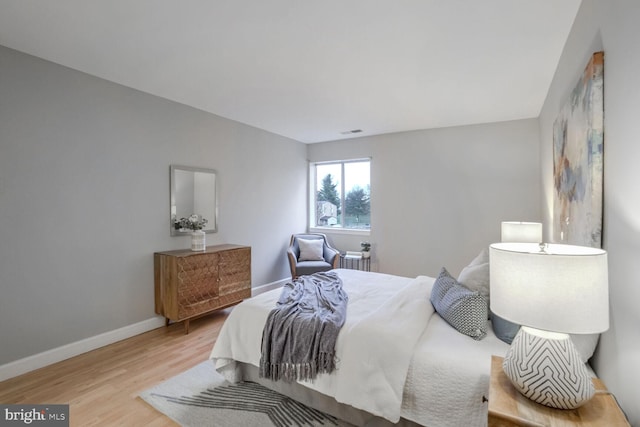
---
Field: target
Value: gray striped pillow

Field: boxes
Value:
[430,267,488,340]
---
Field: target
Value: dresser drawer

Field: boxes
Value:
[219,247,251,295]
[176,254,219,302]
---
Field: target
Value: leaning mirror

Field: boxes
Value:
[170,165,218,235]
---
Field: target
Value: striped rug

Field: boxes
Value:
[140,361,352,427]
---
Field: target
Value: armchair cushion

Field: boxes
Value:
[295,260,334,277]
[298,238,325,261]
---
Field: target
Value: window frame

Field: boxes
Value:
[308,158,371,236]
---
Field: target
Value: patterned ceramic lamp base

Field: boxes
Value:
[502,326,594,409]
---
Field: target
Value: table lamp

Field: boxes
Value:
[489,242,609,409]
[501,221,543,243]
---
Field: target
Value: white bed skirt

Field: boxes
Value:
[232,362,422,427]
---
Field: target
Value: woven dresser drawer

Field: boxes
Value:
[176,253,219,303]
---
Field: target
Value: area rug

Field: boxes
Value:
[140,361,351,427]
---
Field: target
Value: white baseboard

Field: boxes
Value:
[0,317,165,382]
[0,279,291,382]
[252,278,288,296]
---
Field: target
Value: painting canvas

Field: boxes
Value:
[553,52,604,248]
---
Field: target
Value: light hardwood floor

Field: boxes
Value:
[0,311,230,426]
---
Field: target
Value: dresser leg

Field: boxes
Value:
[165,317,170,327]
[184,319,190,334]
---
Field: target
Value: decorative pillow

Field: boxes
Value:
[457,249,490,300]
[571,334,600,363]
[430,268,488,340]
[467,248,489,266]
[490,310,520,344]
[297,238,325,261]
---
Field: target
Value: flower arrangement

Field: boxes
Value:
[175,214,208,231]
[360,241,371,252]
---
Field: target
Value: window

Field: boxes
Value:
[310,159,370,231]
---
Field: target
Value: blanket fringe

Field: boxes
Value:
[261,352,336,382]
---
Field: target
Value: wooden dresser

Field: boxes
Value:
[154,244,251,333]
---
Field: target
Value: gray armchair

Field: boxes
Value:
[287,233,340,279]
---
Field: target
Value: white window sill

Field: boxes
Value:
[309,226,370,237]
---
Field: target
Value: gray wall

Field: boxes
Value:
[0,45,308,366]
[308,119,541,278]
[539,1,640,424]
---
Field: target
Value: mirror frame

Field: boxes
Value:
[170,165,218,236]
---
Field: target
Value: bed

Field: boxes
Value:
[210,265,512,427]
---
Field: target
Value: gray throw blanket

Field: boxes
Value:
[259,271,348,382]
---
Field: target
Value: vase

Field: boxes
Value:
[362,251,370,259]
[191,230,206,251]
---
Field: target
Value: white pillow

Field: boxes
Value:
[457,249,490,299]
[298,238,325,261]
[467,248,489,266]
[571,333,601,363]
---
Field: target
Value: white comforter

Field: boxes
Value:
[401,314,509,426]
[210,269,509,426]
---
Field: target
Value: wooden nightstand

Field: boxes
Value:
[488,355,629,427]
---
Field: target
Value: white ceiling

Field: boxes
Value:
[0,0,581,143]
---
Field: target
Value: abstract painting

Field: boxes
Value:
[553,52,604,248]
